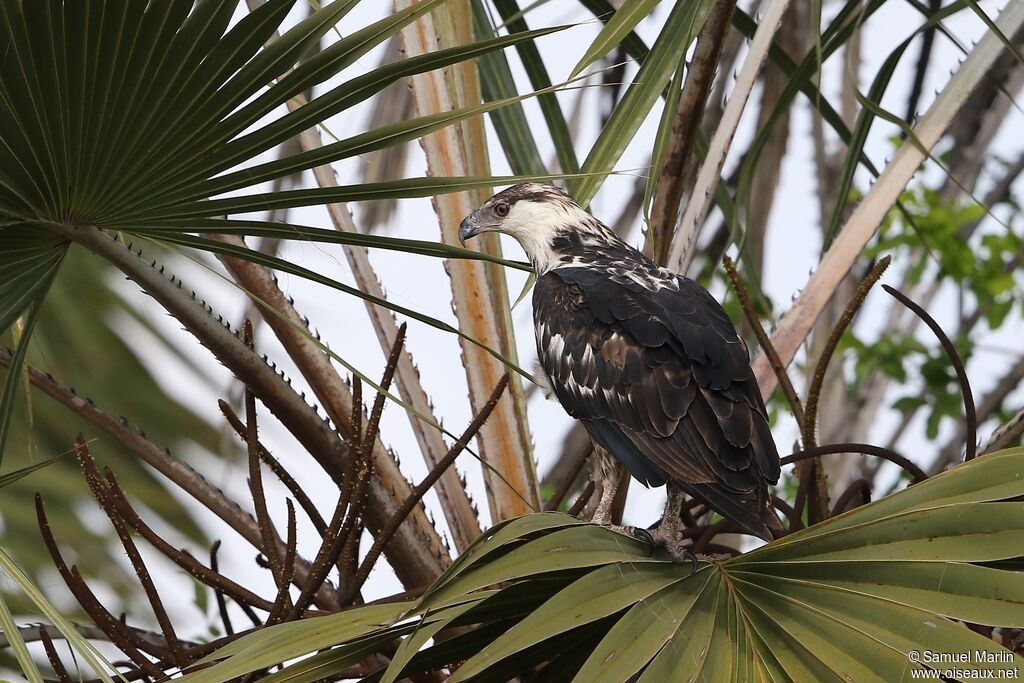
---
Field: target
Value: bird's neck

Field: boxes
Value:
[540,223,646,274]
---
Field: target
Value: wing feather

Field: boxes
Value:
[533,266,781,537]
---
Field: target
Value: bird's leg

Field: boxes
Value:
[640,485,701,572]
[630,483,685,547]
[588,447,621,525]
[654,483,686,542]
[587,451,698,572]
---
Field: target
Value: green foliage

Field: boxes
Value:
[0,0,572,667]
[845,331,972,440]
[0,247,222,597]
[571,0,714,206]
[871,186,1017,303]
[570,0,661,78]
[0,0,575,414]
[854,182,1021,439]
[471,0,547,177]
[0,228,67,465]
[840,330,928,386]
[0,549,116,682]
[190,449,1024,682]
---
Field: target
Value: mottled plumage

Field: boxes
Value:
[460,183,781,541]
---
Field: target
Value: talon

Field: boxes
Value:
[683,548,698,576]
[664,543,699,575]
[630,526,656,552]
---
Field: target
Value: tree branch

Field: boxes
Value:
[36,223,448,590]
[980,405,1024,456]
[343,376,509,604]
[0,346,334,608]
[647,0,736,265]
[397,0,539,521]
[669,0,793,273]
[933,354,1024,472]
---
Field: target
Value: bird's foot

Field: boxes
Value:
[627,526,656,551]
[598,525,706,574]
[622,525,705,575]
[664,544,700,576]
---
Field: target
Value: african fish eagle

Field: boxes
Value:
[459,183,782,553]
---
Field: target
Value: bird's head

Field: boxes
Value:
[459,183,614,274]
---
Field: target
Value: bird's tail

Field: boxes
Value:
[675,481,781,542]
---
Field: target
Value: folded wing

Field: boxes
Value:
[533,266,780,539]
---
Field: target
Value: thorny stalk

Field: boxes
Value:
[543,447,590,512]
[721,256,805,429]
[803,257,891,450]
[882,285,977,461]
[288,458,360,618]
[210,541,236,637]
[0,348,328,596]
[103,470,278,613]
[289,329,406,616]
[72,437,184,668]
[42,223,450,589]
[800,256,891,524]
[38,629,71,683]
[339,327,406,594]
[648,0,737,265]
[266,500,298,626]
[231,17,481,551]
[243,320,290,610]
[37,495,167,680]
[343,375,511,604]
[37,439,330,679]
[219,399,329,536]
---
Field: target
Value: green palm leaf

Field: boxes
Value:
[194,448,1024,682]
[571,0,714,205]
[0,2,576,430]
[1,247,219,586]
[0,227,66,465]
[0,0,565,231]
[0,0,583,621]
[570,0,661,78]
[490,0,579,174]
[0,549,116,683]
[0,228,67,340]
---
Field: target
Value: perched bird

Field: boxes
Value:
[459,183,781,553]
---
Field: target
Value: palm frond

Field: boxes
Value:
[186,448,1024,682]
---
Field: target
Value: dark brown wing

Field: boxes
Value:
[533,266,780,539]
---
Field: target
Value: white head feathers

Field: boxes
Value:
[459,183,622,275]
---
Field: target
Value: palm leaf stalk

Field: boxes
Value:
[240,0,481,553]
[397,0,540,521]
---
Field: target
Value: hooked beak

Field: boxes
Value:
[458,209,499,245]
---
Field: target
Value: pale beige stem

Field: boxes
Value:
[668,0,793,273]
[397,0,539,521]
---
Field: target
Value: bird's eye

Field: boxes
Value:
[494,202,510,217]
